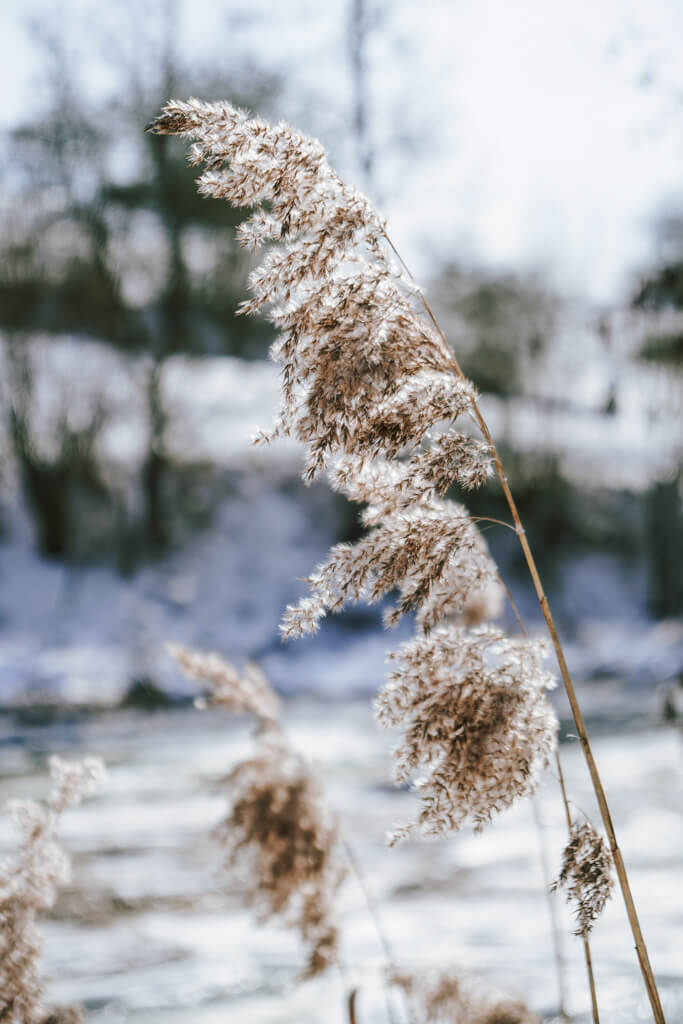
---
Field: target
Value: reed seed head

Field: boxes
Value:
[390,967,541,1023]
[172,645,341,976]
[551,822,614,937]
[0,758,104,1024]
[153,97,558,839]
[169,643,281,724]
[376,627,557,839]
[215,733,344,977]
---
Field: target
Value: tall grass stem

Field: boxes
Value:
[386,230,665,1023]
[531,796,570,1022]
[342,838,401,1024]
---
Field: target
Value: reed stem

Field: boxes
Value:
[504,574,596,1022]
[399,252,666,1023]
[531,796,570,1022]
[342,838,401,1024]
[348,986,359,1024]
[471,412,664,1023]
[583,937,600,1024]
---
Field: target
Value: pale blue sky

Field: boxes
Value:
[2,0,683,303]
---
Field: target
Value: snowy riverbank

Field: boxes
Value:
[1,703,681,1023]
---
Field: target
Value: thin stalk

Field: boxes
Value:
[555,752,600,1024]
[470,515,518,533]
[348,986,359,1024]
[582,935,600,1024]
[337,958,361,1024]
[388,237,665,1022]
[504,577,596,1021]
[341,838,401,1024]
[337,942,362,1024]
[531,795,570,1022]
[342,839,396,975]
[468,402,664,1023]
[498,573,527,636]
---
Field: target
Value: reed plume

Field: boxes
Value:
[0,757,104,1024]
[149,98,556,839]
[216,737,343,977]
[171,644,343,978]
[390,967,540,1024]
[551,822,614,939]
[149,98,664,1021]
[168,642,280,722]
[376,626,557,840]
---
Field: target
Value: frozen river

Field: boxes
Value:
[1,701,681,1023]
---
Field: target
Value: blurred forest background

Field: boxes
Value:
[1,3,683,1022]
[0,0,681,709]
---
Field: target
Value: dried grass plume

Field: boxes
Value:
[0,757,104,1024]
[551,822,614,938]
[390,967,541,1024]
[216,734,344,977]
[171,644,343,977]
[376,627,557,840]
[150,98,558,840]
[169,642,280,723]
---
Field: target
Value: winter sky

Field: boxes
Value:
[2,0,683,304]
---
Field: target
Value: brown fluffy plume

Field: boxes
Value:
[376,627,557,839]
[149,98,557,842]
[551,822,614,938]
[168,642,280,723]
[215,734,344,978]
[171,645,343,978]
[146,99,484,485]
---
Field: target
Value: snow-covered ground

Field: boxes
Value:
[0,330,681,1023]
[0,704,681,1023]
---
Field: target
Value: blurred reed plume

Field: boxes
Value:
[0,756,104,1024]
[169,643,281,723]
[150,99,662,1020]
[171,644,344,978]
[215,738,343,978]
[390,968,540,1024]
